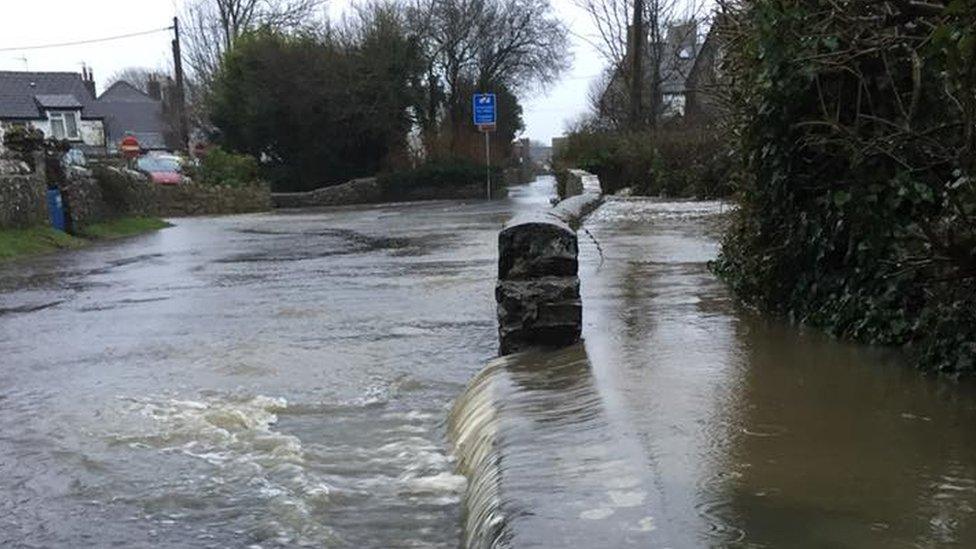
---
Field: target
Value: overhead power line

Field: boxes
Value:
[0,27,173,53]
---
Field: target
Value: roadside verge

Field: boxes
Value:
[0,217,170,262]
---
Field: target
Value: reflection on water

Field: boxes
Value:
[450,196,976,548]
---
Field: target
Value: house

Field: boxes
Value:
[89,77,175,152]
[596,21,707,125]
[0,68,105,152]
[684,20,725,122]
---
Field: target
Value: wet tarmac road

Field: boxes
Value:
[0,179,553,548]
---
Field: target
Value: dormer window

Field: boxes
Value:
[48,111,80,140]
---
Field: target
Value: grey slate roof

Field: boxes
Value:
[34,94,82,109]
[90,81,169,150]
[0,71,96,119]
[98,81,152,102]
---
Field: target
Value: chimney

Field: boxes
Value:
[146,75,162,101]
[81,65,96,98]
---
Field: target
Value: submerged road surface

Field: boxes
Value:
[3,180,976,548]
[0,179,552,548]
[450,196,976,548]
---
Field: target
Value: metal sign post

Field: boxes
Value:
[473,93,497,200]
[484,131,491,200]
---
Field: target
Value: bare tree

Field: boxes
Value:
[104,67,166,93]
[577,0,710,129]
[181,0,324,84]
[409,0,570,152]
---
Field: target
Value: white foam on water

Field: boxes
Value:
[109,394,336,545]
[108,391,468,546]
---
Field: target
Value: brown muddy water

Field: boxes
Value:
[1,179,974,548]
[449,197,976,548]
[0,179,551,548]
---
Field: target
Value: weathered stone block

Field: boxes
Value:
[498,215,578,280]
[0,174,47,229]
[496,277,582,355]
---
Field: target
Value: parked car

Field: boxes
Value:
[136,154,189,185]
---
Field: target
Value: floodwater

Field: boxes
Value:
[449,197,976,548]
[0,179,551,548]
[2,180,975,548]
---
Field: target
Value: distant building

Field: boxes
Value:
[89,77,175,152]
[551,136,568,159]
[684,22,724,122]
[0,68,105,153]
[596,21,714,125]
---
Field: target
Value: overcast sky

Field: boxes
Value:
[0,0,640,144]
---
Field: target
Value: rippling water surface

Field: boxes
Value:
[0,179,553,547]
[449,196,976,548]
[2,182,975,548]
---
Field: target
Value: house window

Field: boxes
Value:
[48,111,80,140]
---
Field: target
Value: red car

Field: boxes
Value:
[137,155,187,185]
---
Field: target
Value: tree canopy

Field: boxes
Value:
[209,8,422,191]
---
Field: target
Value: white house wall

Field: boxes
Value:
[80,120,105,147]
[0,118,105,150]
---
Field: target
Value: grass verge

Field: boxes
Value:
[76,217,171,239]
[0,227,86,260]
[0,217,169,262]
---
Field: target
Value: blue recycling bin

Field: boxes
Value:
[46,188,66,232]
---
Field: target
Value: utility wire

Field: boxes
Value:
[0,27,173,53]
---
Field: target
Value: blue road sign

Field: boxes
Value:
[473,93,496,125]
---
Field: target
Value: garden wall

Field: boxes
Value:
[4,161,272,232]
[0,160,47,229]
[156,183,272,216]
[59,167,158,230]
[272,176,505,209]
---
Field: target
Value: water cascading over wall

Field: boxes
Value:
[449,173,604,547]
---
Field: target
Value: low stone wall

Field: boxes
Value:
[59,167,157,230]
[494,169,604,355]
[0,172,47,229]
[3,159,272,231]
[157,183,272,216]
[272,177,382,208]
[273,177,506,208]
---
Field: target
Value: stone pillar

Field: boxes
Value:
[496,214,582,355]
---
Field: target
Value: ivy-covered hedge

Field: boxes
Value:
[712,1,976,376]
[378,159,502,198]
[187,148,261,188]
[553,127,733,198]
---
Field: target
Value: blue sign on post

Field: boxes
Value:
[473,93,497,199]
[472,93,496,126]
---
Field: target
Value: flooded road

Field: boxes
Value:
[3,182,975,548]
[0,179,551,548]
[451,197,976,548]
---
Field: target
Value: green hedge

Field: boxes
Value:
[712,1,976,376]
[190,148,261,188]
[553,127,732,198]
[378,160,501,198]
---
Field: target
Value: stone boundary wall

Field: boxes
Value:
[156,184,272,217]
[1,159,47,229]
[495,169,603,354]
[272,177,383,208]
[59,167,158,230]
[272,177,506,209]
[3,160,272,232]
